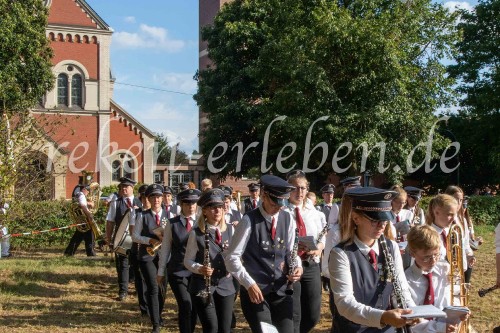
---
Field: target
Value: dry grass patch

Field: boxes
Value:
[0,226,498,332]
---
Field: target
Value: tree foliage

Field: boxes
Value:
[155,133,189,165]
[195,0,459,182]
[0,0,55,200]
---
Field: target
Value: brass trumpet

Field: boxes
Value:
[146,241,161,256]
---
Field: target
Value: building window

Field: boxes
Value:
[71,74,82,107]
[57,74,68,106]
[112,154,135,181]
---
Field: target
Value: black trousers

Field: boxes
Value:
[464,266,473,284]
[240,288,293,333]
[64,229,95,256]
[139,257,165,327]
[115,252,129,295]
[192,290,235,333]
[296,262,321,333]
[129,246,148,314]
[168,274,197,333]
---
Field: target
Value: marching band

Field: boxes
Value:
[14,173,487,332]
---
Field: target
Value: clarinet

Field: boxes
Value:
[196,228,213,306]
[304,223,330,266]
[285,228,299,295]
[379,234,412,333]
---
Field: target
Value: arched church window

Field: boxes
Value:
[112,160,121,181]
[57,74,68,106]
[71,74,82,107]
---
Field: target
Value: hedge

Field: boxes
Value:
[0,200,107,250]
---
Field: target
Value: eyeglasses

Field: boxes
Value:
[363,215,388,227]
[419,253,440,263]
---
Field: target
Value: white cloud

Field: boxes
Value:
[124,16,136,23]
[443,1,474,13]
[153,73,198,94]
[113,24,185,52]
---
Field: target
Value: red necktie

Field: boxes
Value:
[368,249,377,271]
[441,230,447,249]
[396,215,400,223]
[126,198,132,208]
[155,213,160,226]
[423,272,435,305]
[253,199,257,209]
[295,207,307,258]
[215,228,222,245]
[271,217,276,240]
[185,217,191,232]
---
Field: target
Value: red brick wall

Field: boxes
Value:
[109,117,145,183]
[50,39,99,79]
[36,113,99,197]
[48,0,98,28]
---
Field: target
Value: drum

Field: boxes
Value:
[113,209,133,256]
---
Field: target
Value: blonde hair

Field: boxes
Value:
[407,225,441,253]
[390,185,407,201]
[338,194,354,243]
[201,178,213,190]
[384,222,396,241]
[197,207,227,233]
[425,194,458,226]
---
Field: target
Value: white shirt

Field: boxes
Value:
[157,214,197,277]
[77,192,88,207]
[329,236,415,329]
[223,204,302,290]
[405,261,450,333]
[327,203,340,226]
[407,206,426,225]
[106,195,135,222]
[431,222,472,270]
[322,222,341,278]
[288,201,326,263]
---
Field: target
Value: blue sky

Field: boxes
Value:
[84,0,476,155]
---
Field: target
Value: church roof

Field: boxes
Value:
[110,100,156,139]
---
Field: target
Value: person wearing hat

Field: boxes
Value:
[132,184,169,333]
[184,189,236,333]
[317,184,337,221]
[64,184,96,257]
[157,188,202,333]
[128,184,150,317]
[162,186,180,219]
[328,187,416,333]
[106,177,142,301]
[224,174,303,333]
[287,172,326,333]
[404,186,426,226]
[243,183,261,214]
[218,186,243,227]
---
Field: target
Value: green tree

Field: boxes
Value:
[0,0,55,199]
[155,133,189,165]
[447,0,500,186]
[195,0,458,182]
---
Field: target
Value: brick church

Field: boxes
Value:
[34,0,156,199]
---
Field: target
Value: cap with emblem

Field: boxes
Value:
[178,183,190,191]
[261,174,295,207]
[177,188,202,203]
[163,186,173,194]
[138,184,148,197]
[218,185,233,197]
[339,176,361,188]
[145,184,163,197]
[247,183,260,192]
[119,177,136,187]
[321,184,335,193]
[403,186,423,200]
[345,187,397,221]
[198,188,225,208]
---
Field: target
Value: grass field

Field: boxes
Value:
[0,225,499,332]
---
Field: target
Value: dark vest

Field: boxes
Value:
[318,203,332,220]
[167,215,192,275]
[332,241,395,333]
[188,226,236,297]
[227,209,242,225]
[242,209,290,296]
[138,208,168,262]
[114,196,142,228]
[161,202,177,218]
[243,198,258,214]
